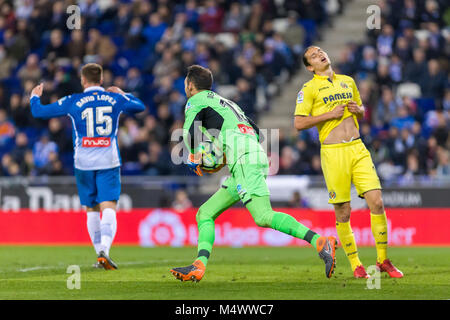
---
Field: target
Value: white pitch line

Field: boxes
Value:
[15,259,188,273]
[18,266,62,272]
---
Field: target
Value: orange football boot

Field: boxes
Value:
[316,236,337,278]
[170,260,206,282]
[97,251,118,270]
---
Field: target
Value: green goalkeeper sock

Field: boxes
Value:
[246,196,320,249]
[271,212,320,249]
[193,187,239,267]
[196,219,215,267]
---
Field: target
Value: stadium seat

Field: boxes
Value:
[216,85,238,98]
[396,83,422,99]
[111,36,125,48]
[273,18,289,33]
[2,77,22,94]
[23,128,41,145]
[214,33,236,48]
[301,19,316,47]
[415,98,436,114]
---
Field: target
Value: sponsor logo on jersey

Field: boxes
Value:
[82,137,111,147]
[323,92,353,104]
[237,123,255,135]
[296,91,304,103]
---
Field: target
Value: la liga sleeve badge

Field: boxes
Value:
[296,91,304,103]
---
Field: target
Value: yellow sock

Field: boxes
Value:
[371,212,388,264]
[336,221,362,271]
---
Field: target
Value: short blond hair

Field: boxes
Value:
[81,63,103,84]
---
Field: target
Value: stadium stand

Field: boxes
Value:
[276,0,449,183]
[0,0,448,184]
[0,0,341,177]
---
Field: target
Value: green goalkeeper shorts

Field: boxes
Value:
[221,151,270,205]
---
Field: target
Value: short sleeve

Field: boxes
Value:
[351,78,362,106]
[294,84,314,116]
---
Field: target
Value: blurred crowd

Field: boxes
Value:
[0,0,448,184]
[0,0,340,177]
[277,0,449,184]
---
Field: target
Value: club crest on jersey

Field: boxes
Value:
[82,137,111,147]
[185,102,192,112]
[328,190,336,200]
[297,91,304,103]
[340,82,349,89]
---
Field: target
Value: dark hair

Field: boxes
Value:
[81,63,103,84]
[302,46,316,67]
[186,65,213,90]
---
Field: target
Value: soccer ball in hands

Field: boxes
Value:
[198,140,226,173]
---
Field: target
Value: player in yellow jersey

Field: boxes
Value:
[294,46,403,278]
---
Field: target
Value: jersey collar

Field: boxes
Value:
[313,72,336,82]
[187,90,211,102]
[84,86,105,92]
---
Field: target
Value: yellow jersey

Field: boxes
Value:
[294,72,362,144]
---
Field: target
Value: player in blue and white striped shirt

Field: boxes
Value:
[30,63,145,269]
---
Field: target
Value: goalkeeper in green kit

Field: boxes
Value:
[170,65,337,282]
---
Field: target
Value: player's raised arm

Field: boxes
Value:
[29,83,70,119]
[106,86,146,114]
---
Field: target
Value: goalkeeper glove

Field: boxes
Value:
[187,153,203,176]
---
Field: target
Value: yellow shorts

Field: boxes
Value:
[320,138,381,204]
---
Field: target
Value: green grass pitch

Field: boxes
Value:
[0,246,448,300]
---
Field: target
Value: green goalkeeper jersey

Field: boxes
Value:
[183,90,264,170]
